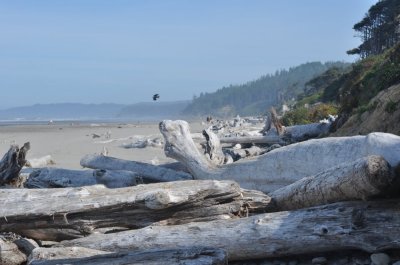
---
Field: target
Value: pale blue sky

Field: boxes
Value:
[0,0,376,108]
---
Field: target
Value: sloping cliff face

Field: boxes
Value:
[333,83,400,136]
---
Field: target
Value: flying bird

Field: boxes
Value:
[153,94,160,101]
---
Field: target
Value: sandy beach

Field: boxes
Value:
[0,120,205,170]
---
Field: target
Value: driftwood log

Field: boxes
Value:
[80,154,193,183]
[159,120,400,193]
[0,180,270,241]
[57,199,400,261]
[25,168,141,188]
[29,247,227,265]
[0,142,30,186]
[270,155,396,210]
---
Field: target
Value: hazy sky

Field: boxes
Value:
[0,0,377,108]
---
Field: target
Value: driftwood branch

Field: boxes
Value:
[80,154,193,183]
[0,142,30,186]
[29,247,227,265]
[25,168,140,188]
[0,180,270,241]
[57,199,400,261]
[160,120,400,193]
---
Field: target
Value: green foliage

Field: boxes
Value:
[339,44,400,115]
[281,103,338,126]
[349,0,400,58]
[184,62,349,117]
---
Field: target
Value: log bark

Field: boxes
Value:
[0,237,27,265]
[80,154,193,183]
[0,142,30,186]
[270,155,396,211]
[159,120,400,193]
[202,127,225,165]
[0,180,270,241]
[25,168,140,188]
[29,247,227,265]
[57,199,400,261]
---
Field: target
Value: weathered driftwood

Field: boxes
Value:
[219,135,284,145]
[80,154,193,183]
[25,168,140,188]
[270,155,396,211]
[225,146,265,161]
[160,120,400,193]
[0,237,27,265]
[0,180,270,241]
[26,155,55,168]
[0,142,30,185]
[270,107,284,135]
[57,199,400,261]
[202,127,226,165]
[29,247,227,265]
[29,247,110,263]
[282,122,332,142]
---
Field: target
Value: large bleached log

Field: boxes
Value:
[29,247,111,263]
[80,154,193,183]
[159,120,400,193]
[0,142,30,186]
[0,237,27,265]
[0,180,270,241]
[25,168,140,188]
[57,199,400,261]
[270,156,396,211]
[29,247,227,265]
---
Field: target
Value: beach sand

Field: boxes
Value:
[0,121,205,169]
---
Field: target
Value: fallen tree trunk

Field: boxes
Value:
[0,180,270,241]
[270,155,396,211]
[57,199,400,261]
[80,154,193,183]
[0,142,30,186]
[25,168,141,188]
[29,247,227,265]
[159,120,400,193]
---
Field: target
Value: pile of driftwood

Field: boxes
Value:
[1,118,400,265]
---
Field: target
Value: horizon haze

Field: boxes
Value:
[0,0,377,109]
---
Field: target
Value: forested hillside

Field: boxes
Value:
[184,62,349,117]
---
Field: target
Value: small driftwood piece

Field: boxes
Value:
[26,155,55,168]
[29,247,227,265]
[160,120,400,193]
[29,247,110,263]
[0,180,270,241]
[270,155,396,210]
[0,237,27,265]
[80,154,193,183]
[57,199,400,261]
[0,142,30,185]
[25,168,141,188]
